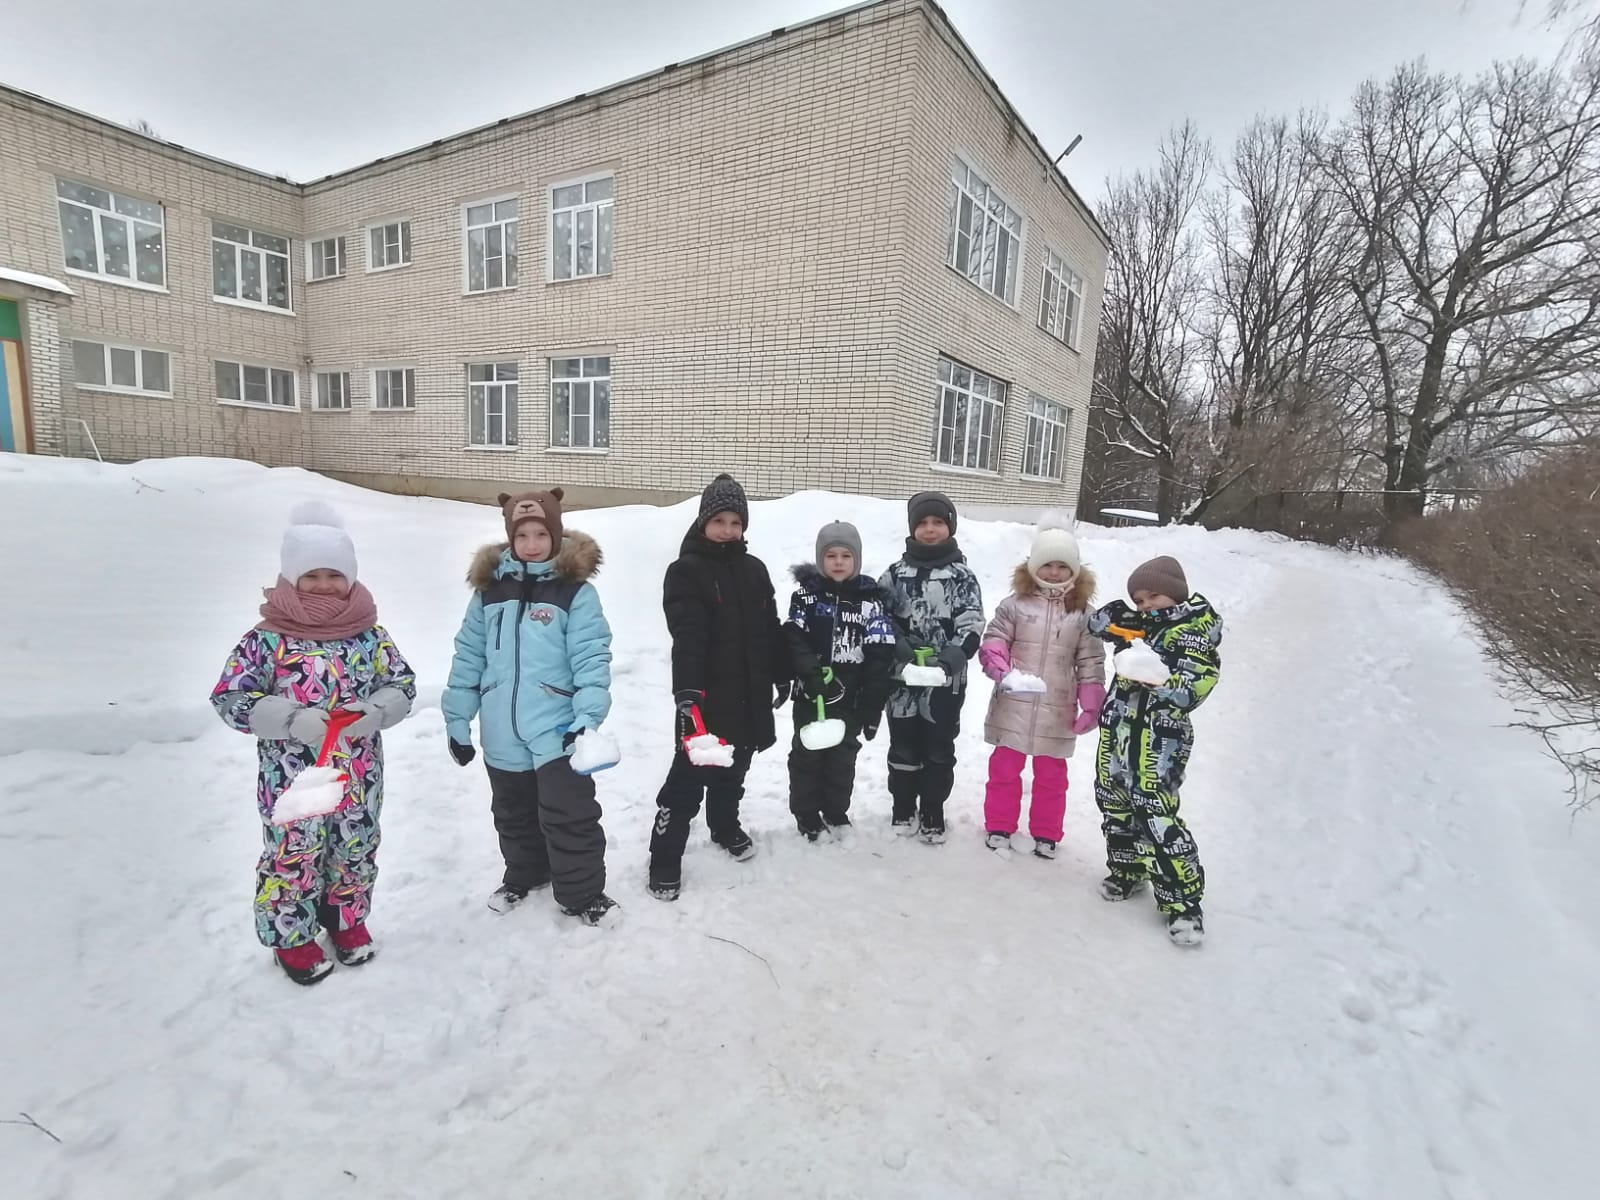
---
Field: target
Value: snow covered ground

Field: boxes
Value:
[2,453,1596,1199]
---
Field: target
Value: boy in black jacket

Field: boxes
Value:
[648,474,789,900]
[879,492,986,844]
[784,520,899,840]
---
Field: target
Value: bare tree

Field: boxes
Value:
[1090,124,1212,523]
[130,118,160,138]
[1313,50,1600,517]
[1185,115,1379,524]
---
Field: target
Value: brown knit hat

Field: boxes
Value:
[1127,555,1188,602]
[499,488,564,548]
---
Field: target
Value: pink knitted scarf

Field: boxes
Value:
[257,579,379,641]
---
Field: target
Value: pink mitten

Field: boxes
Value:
[978,640,1011,683]
[1072,683,1107,735]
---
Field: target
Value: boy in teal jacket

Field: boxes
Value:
[444,488,616,925]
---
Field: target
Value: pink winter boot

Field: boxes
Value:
[275,941,333,986]
[330,923,376,967]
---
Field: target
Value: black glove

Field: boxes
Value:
[674,690,703,741]
[936,642,969,678]
[448,739,476,767]
[562,727,587,751]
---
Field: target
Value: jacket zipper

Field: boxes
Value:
[1027,597,1060,746]
[492,610,504,651]
[510,570,532,740]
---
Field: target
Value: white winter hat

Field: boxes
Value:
[1027,518,1081,582]
[280,500,358,584]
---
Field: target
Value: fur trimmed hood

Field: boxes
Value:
[790,562,886,599]
[466,529,601,591]
[1010,561,1096,611]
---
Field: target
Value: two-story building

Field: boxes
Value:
[0,0,1107,515]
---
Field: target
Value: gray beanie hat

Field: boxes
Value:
[1127,555,1188,602]
[697,473,749,530]
[907,490,957,535]
[815,520,863,572]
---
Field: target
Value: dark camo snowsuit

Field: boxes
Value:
[1087,595,1223,915]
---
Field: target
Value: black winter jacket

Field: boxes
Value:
[664,525,789,750]
[783,565,900,729]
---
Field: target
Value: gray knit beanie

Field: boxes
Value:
[697,473,749,530]
[815,520,863,572]
[1127,555,1188,602]
[907,490,957,535]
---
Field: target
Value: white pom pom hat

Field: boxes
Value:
[280,500,358,584]
[1027,510,1081,582]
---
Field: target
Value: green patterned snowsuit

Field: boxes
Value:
[1087,595,1223,915]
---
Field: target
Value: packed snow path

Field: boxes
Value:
[2,456,1595,1199]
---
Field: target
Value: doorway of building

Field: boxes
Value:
[0,298,32,453]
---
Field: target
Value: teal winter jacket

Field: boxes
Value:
[443,532,612,771]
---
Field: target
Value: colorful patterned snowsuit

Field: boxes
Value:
[1087,596,1222,915]
[212,626,417,949]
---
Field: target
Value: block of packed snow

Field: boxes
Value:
[1000,669,1047,694]
[270,766,348,826]
[901,664,948,687]
[1114,641,1170,686]
[569,729,621,775]
[685,733,736,768]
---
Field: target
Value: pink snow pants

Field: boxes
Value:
[984,746,1068,842]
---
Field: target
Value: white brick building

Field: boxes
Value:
[0,0,1107,515]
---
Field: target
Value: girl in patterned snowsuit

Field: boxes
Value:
[1087,555,1222,947]
[212,502,416,985]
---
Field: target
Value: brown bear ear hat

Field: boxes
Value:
[498,487,565,546]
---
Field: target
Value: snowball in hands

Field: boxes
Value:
[569,729,621,775]
[1115,641,1171,686]
[999,669,1047,694]
[270,766,348,826]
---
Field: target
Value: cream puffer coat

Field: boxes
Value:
[979,564,1106,759]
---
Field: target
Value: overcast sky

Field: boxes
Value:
[0,0,1581,197]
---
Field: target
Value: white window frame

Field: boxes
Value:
[1039,249,1084,350]
[931,357,1006,474]
[370,366,417,411]
[548,173,615,282]
[548,356,612,452]
[212,220,294,313]
[947,158,1024,306]
[366,219,413,273]
[467,362,520,450]
[306,235,347,282]
[314,371,352,412]
[70,338,173,398]
[55,179,167,292]
[1021,393,1070,482]
[462,194,519,294]
[215,360,298,411]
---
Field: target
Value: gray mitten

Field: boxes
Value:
[248,695,298,740]
[368,687,414,729]
[345,688,413,739]
[287,706,331,746]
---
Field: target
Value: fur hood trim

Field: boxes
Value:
[1010,561,1096,611]
[467,529,602,590]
